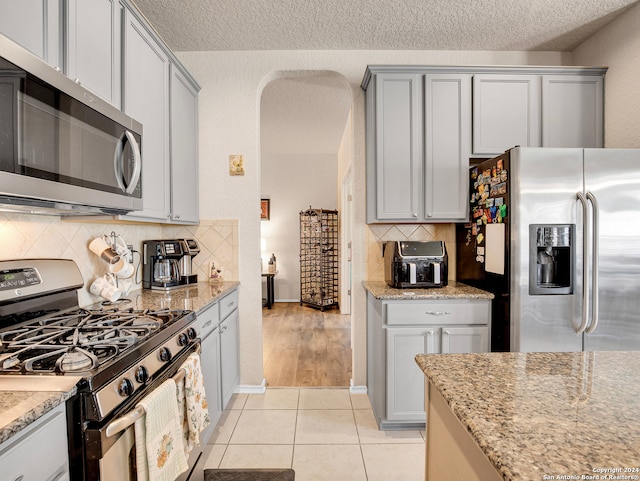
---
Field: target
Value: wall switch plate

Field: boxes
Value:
[126,245,134,263]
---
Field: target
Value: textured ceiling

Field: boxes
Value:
[132,0,638,52]
[131,0,637,157]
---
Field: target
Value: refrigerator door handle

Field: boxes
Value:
[576,192,590,334]
[585,192,600,334]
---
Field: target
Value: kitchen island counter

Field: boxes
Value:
[363,280,494,300]
[415,351,640,480]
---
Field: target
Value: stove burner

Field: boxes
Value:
[0,306,189,374]
[58,349,96,371]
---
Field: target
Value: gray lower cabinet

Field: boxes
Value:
[196,288,240,441]
[219,290,240,409]
[0,402,70,480]
[196,301,222,445]
[66,0,122,107]
[367,293,490,429]
[0,0,62,69]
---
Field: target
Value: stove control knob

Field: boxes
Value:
[177,333,189,346]
[186,327,197,340]
[117,378,134,397]
[135,366,149,384]
[159,347,172,362]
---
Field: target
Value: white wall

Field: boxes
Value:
[261,152,338,301]
[177,49,569,388]
[572,1,640,148]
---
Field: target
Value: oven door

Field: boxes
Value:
[84,342,203,481]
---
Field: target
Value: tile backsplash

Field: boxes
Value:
[0,213,238,306]
[366,223,456,282]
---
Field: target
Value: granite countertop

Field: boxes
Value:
[415,351,640,480]
[363,280,494,300]
[124,280,240,313]
[0,378,79,445]
[0,281,239,446]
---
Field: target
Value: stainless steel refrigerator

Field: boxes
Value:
[456,147,640,352]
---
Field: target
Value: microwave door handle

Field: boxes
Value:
[114,131,142,195]
[585,192,599,334]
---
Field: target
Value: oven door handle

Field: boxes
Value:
[105,351,195,438]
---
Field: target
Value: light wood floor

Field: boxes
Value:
[262,302,352,387]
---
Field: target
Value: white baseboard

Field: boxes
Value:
[349,379,367,394]
[235,379,267,394]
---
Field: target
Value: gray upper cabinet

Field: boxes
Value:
[542,75,604,148]
[66,0,122,107]
[1,1,201,225]
[367,73,423,222]
[364,68,470,223]
[424,74,471,221]
[472,74,541,155]
[0,0,62,69]
[363,66,606,224]
[122,8,171,221]
[170,65,200,224]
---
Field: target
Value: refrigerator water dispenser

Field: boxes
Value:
[529,224,574,295]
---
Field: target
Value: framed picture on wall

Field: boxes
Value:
[261,199,270,220]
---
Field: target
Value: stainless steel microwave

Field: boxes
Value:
[0,34,142,216]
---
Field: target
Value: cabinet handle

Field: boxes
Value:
[412,212,418,217]
[425,330,434,336]
[425,311,451,316]
[203,320,212,328]
[12,476,24,481]
[227,301,235,308]
[443,329,451,335]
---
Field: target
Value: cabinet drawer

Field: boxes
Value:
[0,404,68,481]
[385,300,489,325]
[196,302,220,338]
[219,289,239,320]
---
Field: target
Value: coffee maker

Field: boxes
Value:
[177,238,200,285]
[143,239,201,290]
[142,240,183,290]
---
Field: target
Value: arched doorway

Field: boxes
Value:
[259,71,354,386]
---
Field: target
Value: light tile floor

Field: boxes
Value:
[203,388,425,481]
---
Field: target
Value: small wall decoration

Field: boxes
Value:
[229,154,245,176]
[260,199,270,220]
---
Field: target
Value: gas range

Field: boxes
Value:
[0,259,201,480]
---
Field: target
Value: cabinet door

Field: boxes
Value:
[370,74,423,221]
[0,403,69,481]
[199,327,222,444]
[170,65,199,224]
[220,309,240,409]
[0,0,61,68]
[473,75,541,155]
[386,327,437,421]
[441,326,489,354]
[424,74,471,221]
[542,75,603,148]
[66,0,122,107]
[122,9,171,221]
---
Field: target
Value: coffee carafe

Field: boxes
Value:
[142,240,184,290]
